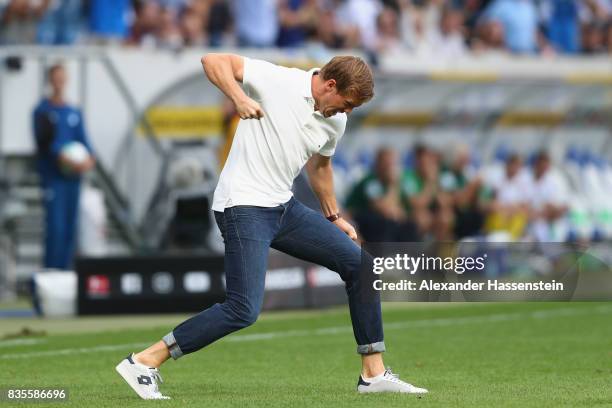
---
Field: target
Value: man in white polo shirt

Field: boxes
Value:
[116,54,428,399]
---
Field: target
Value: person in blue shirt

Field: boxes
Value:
[32,64,95,269]
[37,0,83,45]
[234,0,279,47]
[482,0,539,53]
[542,0,580,54]
[89,0,131,41]
[277,0,316,48]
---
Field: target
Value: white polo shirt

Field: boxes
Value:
[211,57,347,211]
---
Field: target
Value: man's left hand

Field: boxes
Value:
[333,217,358,241]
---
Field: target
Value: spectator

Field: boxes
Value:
[36,0,83,45]
[207,0,233,47]
[32,64,96,269]
[483,154,532,240]
[277,0,318,48]
[315,5,361,49]
[233,0,278,47]
[403,145,455,240]
[481,0,540,53]
[581,0,611,25]
[582,21,607,53]
[88,0,131,43]
[156,7,183,49]
[336,0,382,51]
[345,148,419,242]
[128,1,162,46]
[0,0,49,45]
[584,2,612,54]
[429,6,467,57]
[541,0,581,54]
[529,151,569,242]
[440,143,486,239]
[471,18,505,52]
[399,1,438,54]
[180,5,206,46]
[374,6,403,54]
[157,0,189,13]
[462,0,493,39]
[1,0,610,55]
[380,0,400,13]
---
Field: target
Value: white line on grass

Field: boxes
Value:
[1,305,610,359]
[0,342,150,359]
[0,338,46,348]
[227,304,612,342]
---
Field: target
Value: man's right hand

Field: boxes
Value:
[235,96,264,120]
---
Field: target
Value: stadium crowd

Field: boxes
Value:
[1,0,611,55]
[343,145,576,243]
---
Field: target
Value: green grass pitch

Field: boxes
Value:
[1,302,611,407]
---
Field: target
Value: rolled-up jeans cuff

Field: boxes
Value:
[162,331,184,360]
[357,341,385,354]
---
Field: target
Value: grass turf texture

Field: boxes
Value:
[1,302,611,407]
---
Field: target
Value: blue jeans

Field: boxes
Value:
[43,178,81,269]
[163,198,384,357]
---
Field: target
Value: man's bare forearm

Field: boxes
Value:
[306,155,339,217]
[201,54,247,104]
[201,54,263,120]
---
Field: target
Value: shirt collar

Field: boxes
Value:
[303,67,320,100]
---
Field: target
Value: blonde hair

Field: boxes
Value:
[319,56,374,103]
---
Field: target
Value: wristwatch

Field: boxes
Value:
[326,213,341,222]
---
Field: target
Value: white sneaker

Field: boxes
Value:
[115,353,170,400]
[357,368,428,394]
